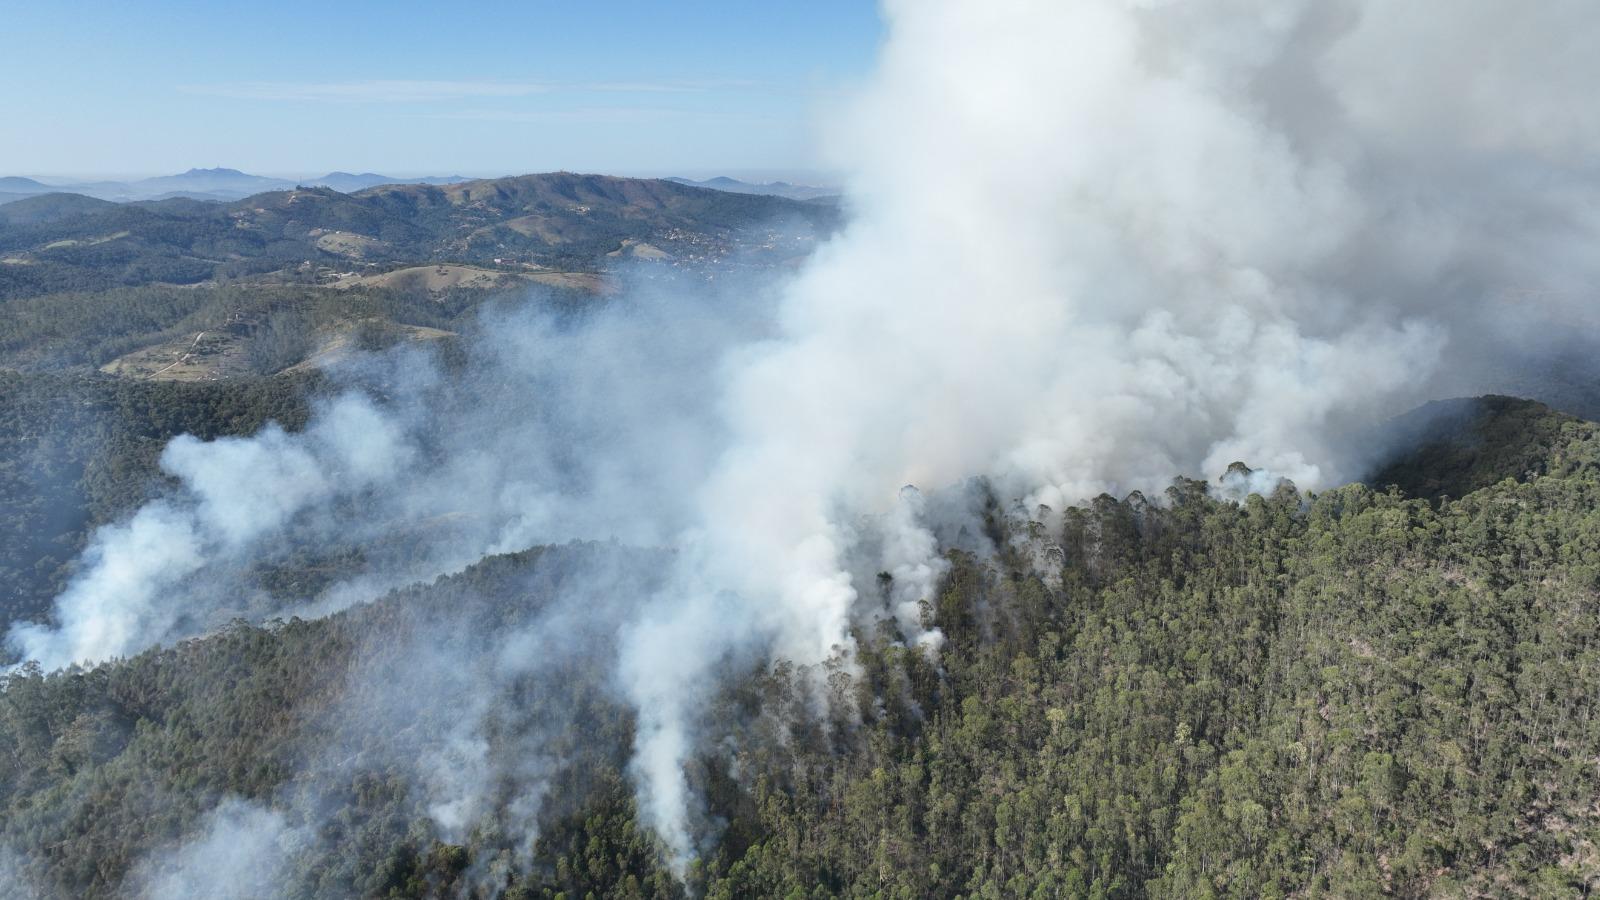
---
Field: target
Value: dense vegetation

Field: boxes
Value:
[3,398,1599,897]
[1371,395,1597,502]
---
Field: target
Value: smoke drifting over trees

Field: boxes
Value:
[8,0,1600,890]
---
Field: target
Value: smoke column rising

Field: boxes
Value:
[617,0,1600,864]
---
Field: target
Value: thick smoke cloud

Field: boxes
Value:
[8,396,414,667]
[621,0,1600,864]
[0,843,40,900]
[133,799,306,900]
[5,272,774,671]
[11,0,1600,882]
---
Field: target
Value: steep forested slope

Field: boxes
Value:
[1370,395,1596,502]
[3,399,1600,898]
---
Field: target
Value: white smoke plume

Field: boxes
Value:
[11,0,1600,882]
[616,0,1600,865]
[133,798,306,900]
[4,273,773,670]
[7,394,415,668]
[0,843,40,900]
[879,486,949,652]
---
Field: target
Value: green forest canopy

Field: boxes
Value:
[2,395,1599,898]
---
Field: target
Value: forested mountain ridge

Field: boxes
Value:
[4,395,1600,898]
[0,173,837,302]
[1370,395,1596,503]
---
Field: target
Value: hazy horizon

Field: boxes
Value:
[11,166,844,185]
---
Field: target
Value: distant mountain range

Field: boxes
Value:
[0,171,840,301]
[310,171,470,193]
[0,178,54,194]
[0,170,842,206]
[665,176,839,202]
[0,168,474,203]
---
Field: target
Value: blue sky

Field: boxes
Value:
[0,1,884,180]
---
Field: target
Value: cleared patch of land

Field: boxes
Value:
[325,264,608,295]
[313,231,389,258]
[285,321,456,373]
[99,329,251,381]
[607,239,670,261]
[100,320,457,381]
[329,264,525,293]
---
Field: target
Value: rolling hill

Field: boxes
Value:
[0,172,838,301]
[128,167,291,198]
[0,192,118,226]
[0,177,54,195]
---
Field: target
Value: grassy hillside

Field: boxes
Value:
[3,398,1600,897]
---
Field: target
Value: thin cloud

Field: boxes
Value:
[415,106,777,124]
[179,79,739,103]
